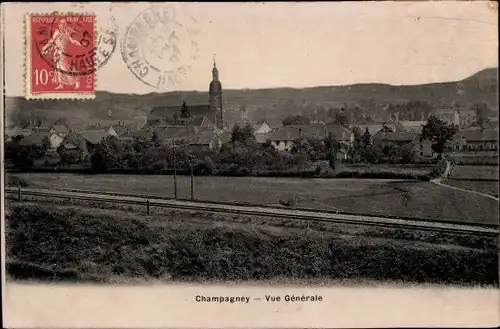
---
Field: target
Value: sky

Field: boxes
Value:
[3,1,498,96]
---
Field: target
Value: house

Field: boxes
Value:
[372,132,433,157]
[373,131,419,145]
[336,148,349,161]
[268,124,353,152]
[65,121,88,132]
[435,108,460,126]
[77,130,112,153]
[434,108,482,128]
[399,121,427,133]
[353,123,394,136]
[110,121,136,137]
[187,130,224,150]
[49,124,70,137]
[255,132,274,144]
[450,128,498,151]
[253,120,273,134]
[18,132,64,149]
[86,124,118,137]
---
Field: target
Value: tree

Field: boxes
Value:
[57,133,85,166]
[203,156,214,174]
[11,135,25,143]
[360,145,382,164]
[352,127,362,150]
[471,102,490,127]
[11,145,40,170]
[291,137,313,155]
[90,136,130,171]
[400,144,416,164]
[241,123,256,143]
[151,131,161,147]
[41,136,51,153]
[380,142,399,163]
[282,115,310,126]
[327,149,337,169]
[230,124,255,145]
[420,115,458,160]
[57,146,82,166]
[324,132,338,151]
[360,128,372,149]
[172,112,179,124]
[180,100,191,118]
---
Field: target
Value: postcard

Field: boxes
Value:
[1,1,499,328]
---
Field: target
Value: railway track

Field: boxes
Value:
[4,186,499,237]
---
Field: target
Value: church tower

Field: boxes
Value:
[209,57,223,130]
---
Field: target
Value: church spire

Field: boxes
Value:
[212,54,219,80]
[209,57,223,130]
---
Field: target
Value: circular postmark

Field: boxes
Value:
[121,5,200,90]
[34,11,117,77]
[94,12,119,71]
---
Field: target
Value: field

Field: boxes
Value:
[7,172,500,225]
[5,202,498,285]
[448,153,499,166]
[335,163,433,179]
[448,165,499,180]
[444,180,498,197]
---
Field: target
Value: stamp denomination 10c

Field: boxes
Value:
[26,13,96,99]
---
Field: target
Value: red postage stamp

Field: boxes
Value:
[26,13,96,99]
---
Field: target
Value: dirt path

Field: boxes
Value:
[431,161,499,202]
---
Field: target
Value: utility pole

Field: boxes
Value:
[173,141,177,199]
[190,159,194,200]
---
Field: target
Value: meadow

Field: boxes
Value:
[7,172,499,225]
[448,165,499,180]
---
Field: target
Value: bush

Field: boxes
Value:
[429,159,448,179]
[279,197,297,208]
[203,156,215,174]
[6,175,29,187]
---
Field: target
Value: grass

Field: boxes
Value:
[8,172,499,225]
[449,165,499,180]
[338,164,433,177]
[448,154,499,166]
[5,202,499,285]
[444,180,499,198]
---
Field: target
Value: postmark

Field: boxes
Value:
[94,10,119,73]
[25,12,118,100]
[121,5,200,91]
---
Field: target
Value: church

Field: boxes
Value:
[146,60,224,130]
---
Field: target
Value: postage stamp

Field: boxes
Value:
[26,13,96,99]
[121,5,200,91]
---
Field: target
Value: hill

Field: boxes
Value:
[4,68,498,126]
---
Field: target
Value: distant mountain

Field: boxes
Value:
[4,68,498,126]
